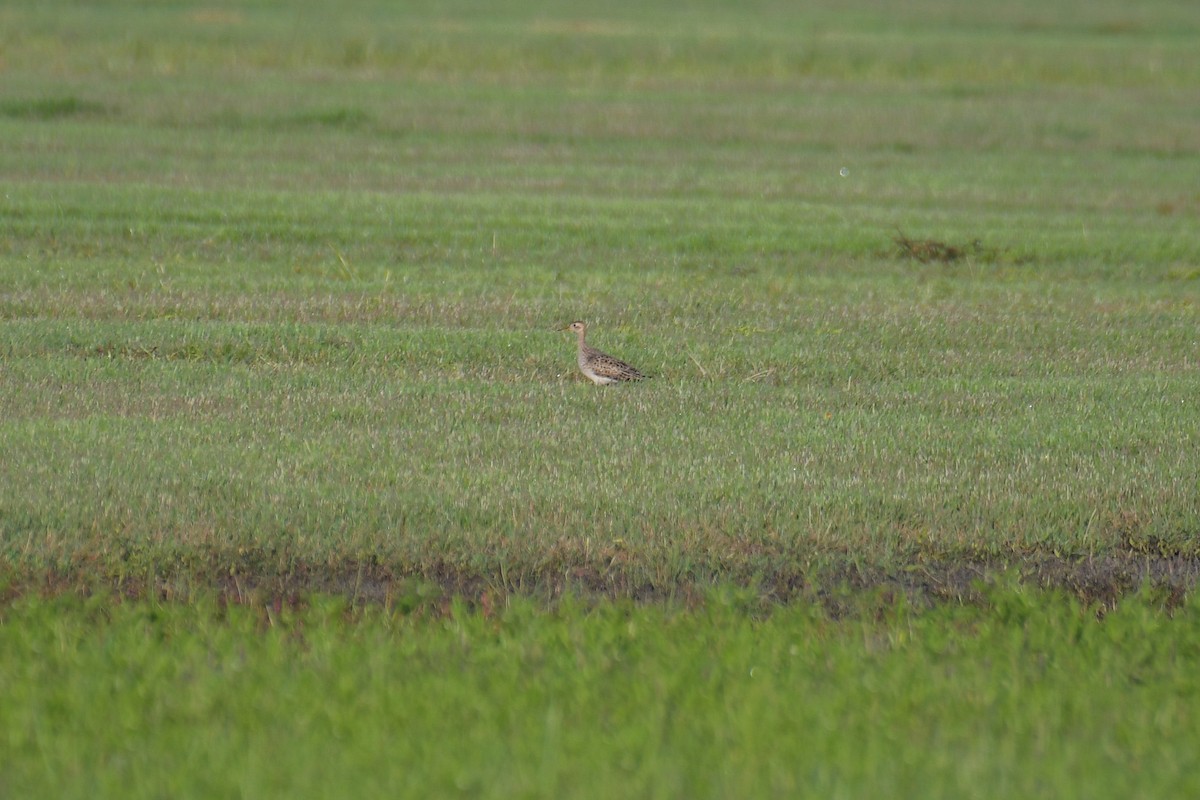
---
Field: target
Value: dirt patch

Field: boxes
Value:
[800,553,1200,617]
[891,230,1023,265]
[894,230,969,263]
[8,548,1200,615]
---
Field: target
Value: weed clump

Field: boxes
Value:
[894,230,967,262]
[892,230,1018,264]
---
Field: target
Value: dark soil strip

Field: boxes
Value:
[9,552,1200,614]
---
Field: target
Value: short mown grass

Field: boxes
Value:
[2,0,1199,597]
[3,1,1200,795]
[2,0,1200,597]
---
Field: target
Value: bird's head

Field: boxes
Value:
[562,321,587,335]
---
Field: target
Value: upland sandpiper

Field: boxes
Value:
[562,321,647,385]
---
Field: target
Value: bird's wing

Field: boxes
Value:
[589,352,647,381]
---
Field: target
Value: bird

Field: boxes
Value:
[561,321,647,385]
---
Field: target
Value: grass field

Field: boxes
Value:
[2,0,1197,598]
[2,0,1200,794]
[4,588,1200,799]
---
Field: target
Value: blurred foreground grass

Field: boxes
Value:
[3,587,1199,799]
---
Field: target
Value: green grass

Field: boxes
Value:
[3,1,1200,794]
[2,0,1199,595]
[3,587,1199,799]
